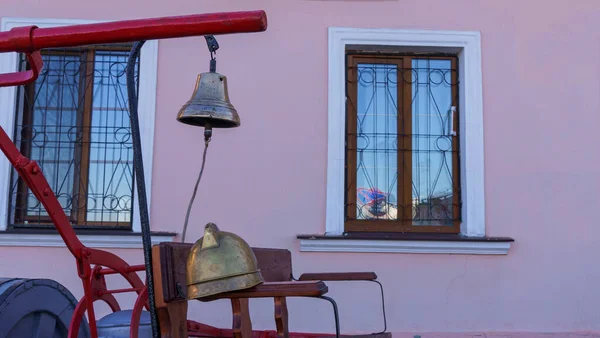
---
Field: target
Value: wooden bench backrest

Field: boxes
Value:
[156,242,293,303]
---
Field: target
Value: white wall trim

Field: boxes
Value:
[0,17,159,234]
[300,239,510,255]
[0,232,175,249]
[325,27,485,238]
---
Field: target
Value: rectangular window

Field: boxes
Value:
[345,50,461,233]
[8,45,139,229]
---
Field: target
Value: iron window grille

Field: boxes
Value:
[344,50,462,234]
[8,45,140,230]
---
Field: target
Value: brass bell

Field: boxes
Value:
[176,71,240,128]
[186,223,264,300]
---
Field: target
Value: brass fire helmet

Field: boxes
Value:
[186,223,264,300]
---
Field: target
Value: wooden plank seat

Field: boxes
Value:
[151,242,390,338]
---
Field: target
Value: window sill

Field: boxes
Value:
[0,229,177,249]
[297,233,514,255]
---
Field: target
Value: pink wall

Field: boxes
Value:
[2,0,600,336]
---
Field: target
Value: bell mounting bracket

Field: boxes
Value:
[205,35,219,72]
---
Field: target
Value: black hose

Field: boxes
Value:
[126,40,161,338]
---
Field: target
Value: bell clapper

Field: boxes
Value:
[204,122,213,142]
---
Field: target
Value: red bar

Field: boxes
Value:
[0,10,267,53]
[97,264,146,275]
[99,287,143,295]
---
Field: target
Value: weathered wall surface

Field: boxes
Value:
[1,0,600,336]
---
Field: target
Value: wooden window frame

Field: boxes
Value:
[344,51,461,234]
[12,45,136,229]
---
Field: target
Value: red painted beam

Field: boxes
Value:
[97,264,146,275]
[0,10,267,53]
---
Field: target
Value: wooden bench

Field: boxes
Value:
[152,242,390,338]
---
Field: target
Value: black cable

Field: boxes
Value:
[181,137,210,243]
[126,40,160,338]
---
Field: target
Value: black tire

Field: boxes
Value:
[0,278,90,338]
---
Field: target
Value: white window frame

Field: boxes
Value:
[0,17,174,248]
[299,27,510,255]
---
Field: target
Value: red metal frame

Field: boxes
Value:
[0,10,270,338]
[0,9,352,338]
[0,11,267,54]
[0,11,267,89]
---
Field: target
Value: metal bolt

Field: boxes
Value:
[31,166,39,174]
[43,188,49,196]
